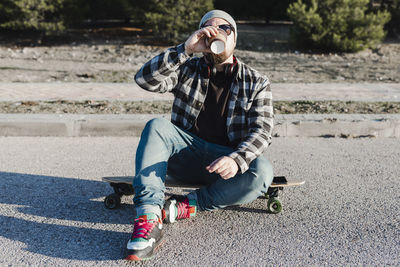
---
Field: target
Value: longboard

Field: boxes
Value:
[102,175,305,214]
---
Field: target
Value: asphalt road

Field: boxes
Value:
[0,137,399,266]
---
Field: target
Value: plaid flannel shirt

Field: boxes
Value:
[135,43,273,174]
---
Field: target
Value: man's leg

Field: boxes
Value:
[132,117,206,214]
[127,118,204,261]
[195,154,274,211]
[164,142,274,221]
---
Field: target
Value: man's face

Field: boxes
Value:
[202,18,236,65]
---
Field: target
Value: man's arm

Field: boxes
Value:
[206,78,273,178]
[134,43,191,93]
[228,78,274,174]
[135,26,217,93]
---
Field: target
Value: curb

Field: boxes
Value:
[1,114,399,138]
[274,114,400,138]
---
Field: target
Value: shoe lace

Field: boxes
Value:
[176,198,193,220]
[131,218,156,240]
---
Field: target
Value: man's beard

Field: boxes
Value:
[204,52,229,65]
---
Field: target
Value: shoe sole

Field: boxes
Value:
[125,238,165,261]
[164,199,177,224]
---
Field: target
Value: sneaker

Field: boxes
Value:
[163,195,197,223]
[125,213,164,261]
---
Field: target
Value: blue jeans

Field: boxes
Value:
[133,118,274,212]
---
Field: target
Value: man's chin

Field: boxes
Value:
[204,53,229,65]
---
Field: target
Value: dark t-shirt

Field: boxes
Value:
[190,71,233,147]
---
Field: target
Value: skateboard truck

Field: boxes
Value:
[104,182,134,209]
[264,175,287,214]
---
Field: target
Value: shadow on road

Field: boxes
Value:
[0,171,134,260]
[223,205,268,214]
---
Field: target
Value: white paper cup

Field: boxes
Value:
[206,30,227,55]
[210,40,225,54]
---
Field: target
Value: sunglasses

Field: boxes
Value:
[202,24,234,36]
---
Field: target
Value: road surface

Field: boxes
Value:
[0,137,398,266]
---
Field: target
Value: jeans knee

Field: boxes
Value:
[142,118,174,138]
[248,157,274,191]
[145,118,170,131]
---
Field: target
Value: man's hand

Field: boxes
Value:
[206,156,238,180]
[184,26,219,55]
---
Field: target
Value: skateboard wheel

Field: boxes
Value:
[267,198,282,214]
[104,193,121,209]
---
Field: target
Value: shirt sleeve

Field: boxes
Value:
[228,78,274,174]
[134,43,191,93]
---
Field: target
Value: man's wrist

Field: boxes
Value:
[228,152,248,174]
[184,44,193,56]
[175,43,192,62]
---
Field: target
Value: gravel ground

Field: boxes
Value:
[0,24,399,84]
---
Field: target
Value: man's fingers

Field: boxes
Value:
[210,26,219,35]
[206,157,238,180]
[222,173,234,180]
[207,159,223,173]
[199,28,210,38]
[201,26,218,38]
[206,157,238,179]
[215,164,229,175]
[208,159,231,174]
[202,28,212,38]
[209,164,233,179]
[186,26,220,54]
[219,168,232,178]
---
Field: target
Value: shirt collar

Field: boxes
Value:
[234,55,243,80]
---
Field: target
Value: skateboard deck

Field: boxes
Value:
[102,175,304,214]
[102,175,305,188]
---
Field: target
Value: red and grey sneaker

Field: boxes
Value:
[125,213,164,261]
[163,195,197,223]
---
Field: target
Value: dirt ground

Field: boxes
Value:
[2,100,399,114]
[0,23,399,84]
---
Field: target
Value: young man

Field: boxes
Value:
[126,10,274,261]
